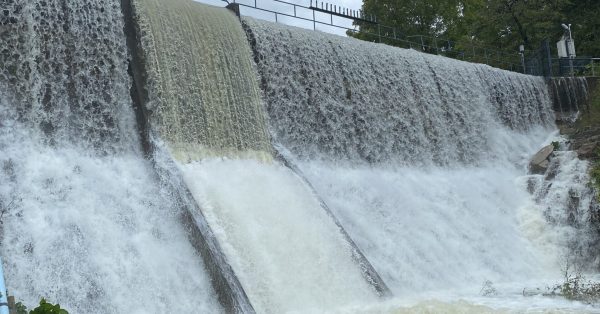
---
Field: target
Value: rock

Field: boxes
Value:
[529,145,554,174]
[544,159,560,181]
[576,142,599,159]
[526,177,538,194]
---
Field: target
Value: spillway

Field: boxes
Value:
[130,0,382,312]
[1,0,597,312]
[243,16,598,310]
[131,0,272,162]
[243,18,553,166]
[0,1,221,312]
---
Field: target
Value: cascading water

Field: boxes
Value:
[0,1,221,312]
[132,1,380,312]
[131,0,272,162]
[549,77,589,121]
[243,17,598,311]
[1,0,597,311]
[243,18,553,166]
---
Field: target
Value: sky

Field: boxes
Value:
[194,0,364,35]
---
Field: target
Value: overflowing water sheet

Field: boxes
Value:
[549,77,589,121]
[244,17,553,166]
[133,0,380,312]
[244,17,598,310]
[0,1,221,312]
[132,0,272,161]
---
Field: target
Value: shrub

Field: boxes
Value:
[15,298,68,314]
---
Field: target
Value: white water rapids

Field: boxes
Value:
[244,17,600,312]
[0,0,597,313]
[0,1,221,312]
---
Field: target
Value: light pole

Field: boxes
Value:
[562,23,574,76]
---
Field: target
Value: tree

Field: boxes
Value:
[463,0,569,51]
[564,0,600,57]
[349,0,464,48]
[350,0,599,67]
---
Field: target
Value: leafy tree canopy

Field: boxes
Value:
[351,0,599,57]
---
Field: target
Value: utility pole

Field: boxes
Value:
[519,44,526,74]
[562,23,574,76]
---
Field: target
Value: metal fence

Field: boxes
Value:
[225,0,597,78]
[550,58,600,77]
[519,39,599,77]
[227,0,527,73]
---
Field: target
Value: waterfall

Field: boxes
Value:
[131,0,272,162]
[549,77,589,120]
[1,0,597,312]
[243,18,553,166]
[0,0,136,151]
[0,1,221,312]
[243,16,596,307]
[131,1,382,312]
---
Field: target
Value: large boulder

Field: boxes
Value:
[577,142,599,159]
[570,126,600,160]
[529,145,554,174]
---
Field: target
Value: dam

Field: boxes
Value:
[0,0,597,312]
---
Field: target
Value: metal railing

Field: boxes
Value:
[550,57,600,77]
[229,0,350,33]
[226,0,528,73]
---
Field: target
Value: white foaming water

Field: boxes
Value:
[0,0,221,312]
[244,17,553,166]
[0,102,222,313]
[178,158,378,313]
[133,1,382,311]
[244,17,598,311]
[523,142,599,268]
[290,128,559,295]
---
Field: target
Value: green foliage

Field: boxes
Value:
[551,141,560,150]
[351,0,600,58]
[353,0,462,39]
[15,302,27,314]
[14,299,68,314]
[549,270,600,303]
[30,299,68,314]
[465,0,568,51]
[581,62,599,77]
[564,0,600,58]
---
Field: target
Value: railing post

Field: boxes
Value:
[484,48,489,65]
